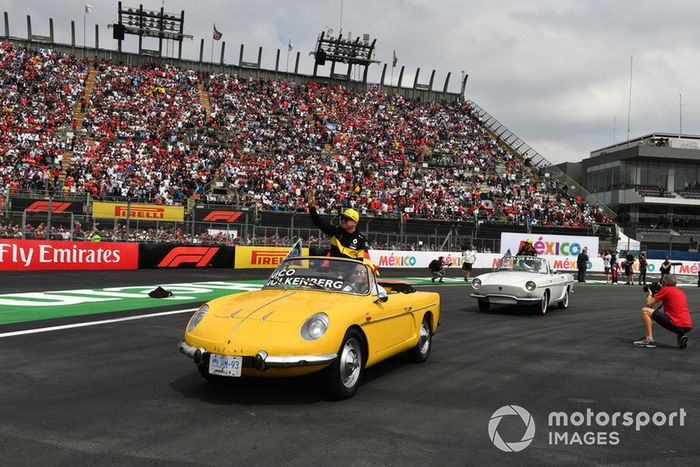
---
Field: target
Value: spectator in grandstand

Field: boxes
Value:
[576,247,589,283]
[516,239,536,256]
[429,256,447,283]
[603,250,612,284]
[462,244,477,283]
[307,191,374,271]
[659,257,672,281]
[638,253,648,285]
[634,275,692,349]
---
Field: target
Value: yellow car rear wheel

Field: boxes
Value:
[408,314,432,363]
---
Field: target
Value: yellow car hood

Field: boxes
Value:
[210,288,365,323]
[188,288,368,355]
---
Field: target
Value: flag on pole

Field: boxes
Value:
[392,50,398,67]
[85,4,93,13]
[288,39,293,52]
[285,238,303,259]
[213,24,223,41]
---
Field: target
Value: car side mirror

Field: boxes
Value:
[374,289,389,303]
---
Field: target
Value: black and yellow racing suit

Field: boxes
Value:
[309,207,377,272]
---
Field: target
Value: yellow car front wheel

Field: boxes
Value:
[323,328,364,400]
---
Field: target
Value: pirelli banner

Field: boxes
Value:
[93,202,184,222]
[10,197,85,214]
[235,246,310,269]
[138,244,235,268]
[193,207,244,223]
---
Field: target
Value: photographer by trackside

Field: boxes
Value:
[429,256,448,283]
[633,275,692,349]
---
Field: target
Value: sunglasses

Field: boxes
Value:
[340,216,354,222]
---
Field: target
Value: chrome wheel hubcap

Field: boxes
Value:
[418,322,430,355]
[340,338,361,389]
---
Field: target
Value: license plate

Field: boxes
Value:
[208,354,243,377]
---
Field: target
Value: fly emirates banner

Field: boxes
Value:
[0,240,138,270]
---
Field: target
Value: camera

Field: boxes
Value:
[642,281,661,296]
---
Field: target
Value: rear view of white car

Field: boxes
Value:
[470,255,574,315]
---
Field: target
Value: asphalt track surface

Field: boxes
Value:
[1,268,699,466]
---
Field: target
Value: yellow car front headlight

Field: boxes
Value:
[300,313,330,341]
[186,304,209,333]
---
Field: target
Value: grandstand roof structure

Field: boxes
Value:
[2,11,467,103]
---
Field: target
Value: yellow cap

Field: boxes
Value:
[342,208,360,223]
[526,239,533,244]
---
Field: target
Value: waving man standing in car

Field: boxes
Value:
[308,192,377,273]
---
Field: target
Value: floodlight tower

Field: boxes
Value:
[113,1,192,59]
[312,30,378,83]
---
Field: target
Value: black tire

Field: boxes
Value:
[408,314,432,363]
[323,328,364,400]
[478,299,490,311]
[536,291,549,315]
[557,288,569,309]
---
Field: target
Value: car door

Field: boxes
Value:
[360,282,416,357]
[545,264,566,301]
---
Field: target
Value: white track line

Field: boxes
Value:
[0,308,198,339]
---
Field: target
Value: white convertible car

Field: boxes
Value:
[470,255,574,314]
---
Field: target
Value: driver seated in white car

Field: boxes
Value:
[532,260,546,273]
[515,257,537,272]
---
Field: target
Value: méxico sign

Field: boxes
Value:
[500,233,599,259]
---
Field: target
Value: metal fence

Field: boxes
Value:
[0,209,483,251]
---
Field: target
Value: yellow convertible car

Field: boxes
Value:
[178,256,441,399]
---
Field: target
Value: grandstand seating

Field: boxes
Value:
[633,185,675,198]
[677,186,700,200]
[0,42,87,192]
[1,41,611,228]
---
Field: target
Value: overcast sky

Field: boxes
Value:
[3,0,699,164]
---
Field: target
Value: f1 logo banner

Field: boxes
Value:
[194,208,244,223]
[0,240,138,271]
[158,247,219,267]
[138,244,235,268]
[10,197,85,214]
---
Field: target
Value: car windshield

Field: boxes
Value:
[497,256,548,274]
[263,257,371,295]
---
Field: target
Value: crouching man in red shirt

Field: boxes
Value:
[634,275,692,349]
